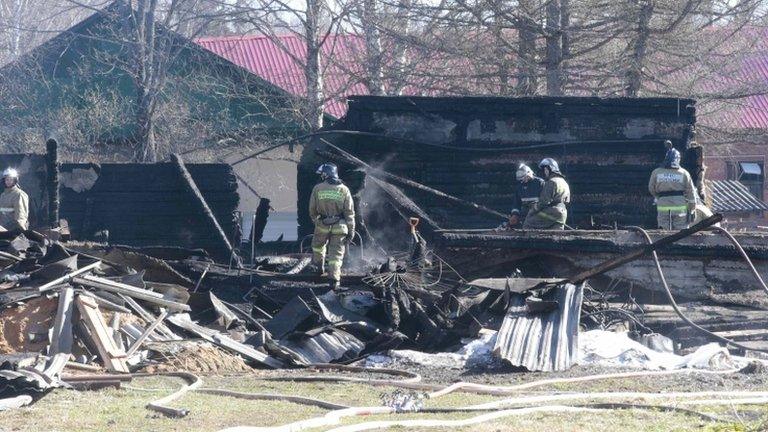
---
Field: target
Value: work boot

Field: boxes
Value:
[306,263,325,276]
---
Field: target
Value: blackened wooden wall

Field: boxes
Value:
[300,96,698,236]
[59,163,239,257]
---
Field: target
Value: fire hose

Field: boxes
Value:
[131,365,768,430]
[628,226,768,354]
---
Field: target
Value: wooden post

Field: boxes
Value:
[170,154,238,262]
[46,138,60,227]
[253,198,271,245]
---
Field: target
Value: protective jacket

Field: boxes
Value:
[523,175,570,229]
[0,185,28,231]
[309,180,355,283]
[511,177,545,219]
[309,181,355,235]
[648,167,696,229]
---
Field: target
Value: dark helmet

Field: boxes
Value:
[539,158,562,176]
[316,163,339,181]
[663,148,681,169]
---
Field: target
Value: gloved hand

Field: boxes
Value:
[509,214,520,227]
[345,231,355,245]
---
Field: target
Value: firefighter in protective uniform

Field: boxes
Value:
[0,168,28,231]
[523,158,570,230]
[648,146,696,230]
[509,164,544,227]
[309,163,355,289]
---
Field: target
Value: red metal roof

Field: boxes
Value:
[196,34,369,118]
[197,30,768,128]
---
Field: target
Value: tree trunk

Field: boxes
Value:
[545,0,563,96]
[625,0,653,97]
[516,0,538,95]
[494,25,510,95]
[362,0,384,95]
[304,0,324,130]
[136,93,157,162]
[391,0,411,95]
[134,0,160,162]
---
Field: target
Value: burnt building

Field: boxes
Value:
[300,96,699,244]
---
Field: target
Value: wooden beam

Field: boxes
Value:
[38,260,101,292]
[73,274,190,312]
[48,286,74,358]
[170,154,238,261]
[119,295,180,341]
[122,310,168,357]
[75,295,129,373]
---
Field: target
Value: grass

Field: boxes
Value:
[0,374,767,432]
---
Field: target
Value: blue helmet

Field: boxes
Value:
[663,148,681,169]
[539,158,562,176]
[316,163,339,181]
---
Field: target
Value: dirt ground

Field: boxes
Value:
[141,342,258,375]
[1,362,767,432]
[0,296,57,354]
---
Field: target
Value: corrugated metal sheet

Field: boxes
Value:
[280,328,365,365]
[706,180,768,213]
[0,368,53,398]
[196,34,369,118]
[493,283,584,372]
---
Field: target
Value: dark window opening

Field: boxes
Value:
[734,162,765,201]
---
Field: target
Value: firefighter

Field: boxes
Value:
[523,158,570,230]
[509,163,544,228]
[309,163,355,289]
[0,168,28,231]
[648,145,696,230]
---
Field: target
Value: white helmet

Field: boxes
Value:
[516,164,534,181]
[2,168,18,179]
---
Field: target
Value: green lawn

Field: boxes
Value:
[0,374,766,432]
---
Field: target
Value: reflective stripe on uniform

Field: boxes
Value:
[312,246,325,253]
[657,205,687,213]
[537,211,564,223]
[521,197,538,202]
[315,225,331,233]
[317,190,344,201]
[0,207,13,213]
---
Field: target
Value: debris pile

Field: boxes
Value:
[1,211,766,418]
[0,228,582,408]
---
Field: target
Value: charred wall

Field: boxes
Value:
[59,163,239,256]
[299,96,698,237]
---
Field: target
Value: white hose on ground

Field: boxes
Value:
[322,406,601,432]
[132,372,202,417]
[467,390,768,410]
[219,406,394,432]
[426,368,739,398]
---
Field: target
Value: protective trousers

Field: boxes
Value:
[655,196,689,230]
[523,204,568,230]
[311,222,348,282]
